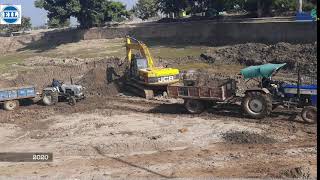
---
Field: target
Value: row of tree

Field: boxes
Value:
[34,0,130,28]
[7,0,312,32]
[134,0,317,20]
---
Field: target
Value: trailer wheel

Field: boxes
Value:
[301,106,317,124]
[184,99,205,114]
[3,100,19,111]
[242,91,272,119]
[42,91,59,106]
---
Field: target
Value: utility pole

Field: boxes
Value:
[298,0,303,13]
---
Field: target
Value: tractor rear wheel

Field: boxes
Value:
[301,106,317,124]
[3,100,19,111]
[242,91,272,119]
[42,91,59,106]
[184,99,205,114]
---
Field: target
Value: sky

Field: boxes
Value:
[0,0,137,27]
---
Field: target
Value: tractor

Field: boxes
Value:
[42,79,85,106]
[240,63,317,123]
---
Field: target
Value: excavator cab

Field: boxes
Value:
[130,54,148,78]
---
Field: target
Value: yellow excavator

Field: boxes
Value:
[125,36,180,99]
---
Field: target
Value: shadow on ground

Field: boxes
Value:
[17,28,85,52]
[148,102,309,124]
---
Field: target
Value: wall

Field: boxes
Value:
[83,21,317,45]
[0,20,317,54]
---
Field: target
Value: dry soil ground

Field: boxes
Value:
[0,36,317,179]
[0,95,317,179]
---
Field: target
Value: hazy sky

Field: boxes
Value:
[0,0,137,26]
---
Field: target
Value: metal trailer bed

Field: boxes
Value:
[167,79,237,113]
[0,86,36,111]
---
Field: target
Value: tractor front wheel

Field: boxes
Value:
[242,91,272,119]
[42,91,59,106]
[301,106,317,124]
[68,97,76,106]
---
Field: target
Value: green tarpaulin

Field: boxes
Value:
[240,63,287,79]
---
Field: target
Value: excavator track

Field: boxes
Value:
[125,80,154,99]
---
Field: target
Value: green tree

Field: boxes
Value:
[47,17,71,28]
[272,0,296,11]
[134,0,158,20]
[104,1,129,22]
[302,0,317,11]
[239,0,272,17]
[157,0,189,16]
[187,0,242,16]
[35,0,129,28]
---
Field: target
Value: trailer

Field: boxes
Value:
[168,63,317,123]
[167,79,237,114]
[0,86,36,111]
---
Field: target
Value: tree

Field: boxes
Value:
[155,0,316,18]
[47,17,71,28]
[157,0,189,17]
[35,0,80,28]
[272,0,296,12]
[134,0,158,20]
[35,0,130,28]
[104,1,129,22]
[239,0,272,17]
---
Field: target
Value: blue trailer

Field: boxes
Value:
[0,86,37,111]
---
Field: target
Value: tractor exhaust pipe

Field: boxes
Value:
[70,76,73,85]
[297,66,301,99]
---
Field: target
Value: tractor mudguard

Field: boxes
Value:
[245,88,270,95]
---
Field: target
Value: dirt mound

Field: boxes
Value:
[280,166,311,178]
[222,131,276,144]
[180,69,234,87]
[9,57,126,95]
[77,67,122,96]
[201,42,317,74]
[12,65,92,91]
[0,79,16,88]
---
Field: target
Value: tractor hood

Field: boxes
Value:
[240,63,287,79]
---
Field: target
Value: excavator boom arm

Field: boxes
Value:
[126,37,154,68]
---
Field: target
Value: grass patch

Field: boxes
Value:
[0,53,31,70]
[174,63,244,75]
[0,39,209,72]
[151,46,207,59]
[175,62,211,71]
